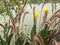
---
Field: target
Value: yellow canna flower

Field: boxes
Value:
[43,8,49,14]
[35,12,40,19]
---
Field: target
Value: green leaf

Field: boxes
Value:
[7,34,13,45]
[15,35,25,45]
[30,24,36,41]
[0,5,6,14]
[39,24,49,45]
[9,0,18,6]
[7,26,12,32]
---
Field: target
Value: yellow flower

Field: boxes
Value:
[3,20,8,26]
[21,4,24,7]
[43,8,49,14]
[19,0,23,4]
[35,12,40,19]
